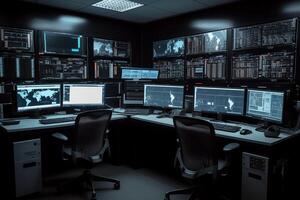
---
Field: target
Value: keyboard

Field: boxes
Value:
[124,108,151,115]
[212,122,241,133]
[39,116,76,124]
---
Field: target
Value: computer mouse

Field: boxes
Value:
[240,129,252,135]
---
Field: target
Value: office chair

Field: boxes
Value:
[165,116,240,200]
[52,109,120,200]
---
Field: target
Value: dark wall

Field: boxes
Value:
[0,1,142,66]
[141,0,300,76]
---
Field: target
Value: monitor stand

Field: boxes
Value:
[29,110,46,119]
[210,113,228,123]
[156,108,172,118]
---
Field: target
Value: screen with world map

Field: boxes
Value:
[153,38,185,58]
[17,84,61,112]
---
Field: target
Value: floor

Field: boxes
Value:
[20,163,195,200]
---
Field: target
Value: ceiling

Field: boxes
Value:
[20,0,238,23]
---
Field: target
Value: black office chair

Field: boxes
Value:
[52,109,120,200]
[165,116,240,200]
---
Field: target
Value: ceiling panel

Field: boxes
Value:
[151,0,207,13]
[110,5,175,23]
[19,0,239,23]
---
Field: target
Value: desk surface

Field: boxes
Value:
[0,113,127,133]
[131,114,300,146]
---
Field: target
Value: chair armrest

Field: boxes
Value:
[52,132,68,142]
[223,143,240,153]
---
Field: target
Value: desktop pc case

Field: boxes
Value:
[242,152,269,200]
[13,138,42,197]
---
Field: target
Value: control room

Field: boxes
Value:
[0,1,300,200]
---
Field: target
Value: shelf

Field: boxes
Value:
[38,52,87,58]
[93,56,130,61]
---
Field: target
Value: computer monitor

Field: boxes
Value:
[144,84,184,109]
[194,87,245,115]
[63,84,105,106]
[246,89,284,124]
[121,67,159,80]
[16,84,61,112]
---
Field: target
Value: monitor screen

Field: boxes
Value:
[121,68,159,80]
[194,87,245,115]
[17,84,61,112]
[153,38,185,58]
[246,89,284,123]
[144,84,184,109]
[63,84,105,106]
[42,31,86,56]
[93,38,113,57]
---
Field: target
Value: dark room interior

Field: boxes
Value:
[0,0,300,200]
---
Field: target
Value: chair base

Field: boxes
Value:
[58,170,120,200]
[165,185,230,200]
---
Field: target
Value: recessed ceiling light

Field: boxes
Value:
[92,0,144,12]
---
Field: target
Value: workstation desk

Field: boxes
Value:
[0,111,299,200]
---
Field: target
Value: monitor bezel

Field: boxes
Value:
[62,83,105,107]
[40,31,87,56]
[143,84,185,109]
[16,84,62,112]
[246,88,285,124]
[120,67,159,80]
[193,86,246,116]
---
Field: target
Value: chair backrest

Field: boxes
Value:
[73,109,112,158]
[173,116,218,176]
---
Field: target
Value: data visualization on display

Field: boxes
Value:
[17,85,61,111]
[246,90,284,123]
[153,38,185,58]
[194,87,245,115]
[144,85,184,109]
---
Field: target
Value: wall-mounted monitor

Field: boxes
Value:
[246,89,284,123]
[16,84,61,112]
[40,31,86,56]
[153,38,185,58]
[144,84,184,109]
[121,67,159,80]
[194,87,245,116]
[93,38,113,57]
[204,30,227,53]
[63,84,105,106]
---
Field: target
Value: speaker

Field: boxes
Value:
[264,125,280,138]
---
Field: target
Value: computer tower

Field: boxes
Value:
[13,139,42,197]
[242,152,269,200]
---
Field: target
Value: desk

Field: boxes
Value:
[0,113,127,134]
[130,114,299,146]
[0,112,299,200]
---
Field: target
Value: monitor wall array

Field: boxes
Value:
[16,84,105,112]
[16,83,285,125]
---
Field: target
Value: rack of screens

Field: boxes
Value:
[194,87,245,115]
[144,84,184,109]
[16,84,61,112]
[121,67,159,80]
[246,89,284,123]
[63,84,105,106]
[153,38,185,58]
[40,31,86,56]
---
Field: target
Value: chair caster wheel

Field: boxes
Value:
[114,182,120,190]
